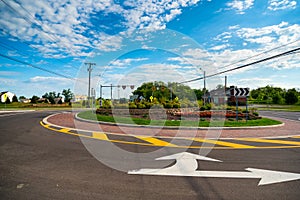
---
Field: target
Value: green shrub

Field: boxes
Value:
[164,102,173,108]
[129,102,137,109]
[152,103,164,109]
[253,112,259,116]
[204,103,212,110]
[114,103,128,109]
[173,103,180,108]
[137,102,146,109]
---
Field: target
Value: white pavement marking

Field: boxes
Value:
[128,152,300,186]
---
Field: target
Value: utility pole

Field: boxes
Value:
[85,62,96,107]
[203,70,206,90]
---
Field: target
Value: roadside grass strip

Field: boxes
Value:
[40,121,300,149]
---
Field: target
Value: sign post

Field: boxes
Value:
[233,88,250,121]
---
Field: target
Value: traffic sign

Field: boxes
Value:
[3,93,8,102]
[150,96,153,102]
[234,88,250,97]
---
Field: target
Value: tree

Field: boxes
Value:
[285,89,298,105]
[19,96,26,101]
[62,89,74,103]
[12,95,18,103]
[216,84,224,89]
[132,81,198,103]
[42,91,60,104]
[193,89,204,100]
[30,95,39,104]
[251,86,286,104]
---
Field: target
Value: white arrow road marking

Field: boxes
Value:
[128,152,300,186]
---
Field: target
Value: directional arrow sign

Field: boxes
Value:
[128,152,300,186]
[233,88,250,97]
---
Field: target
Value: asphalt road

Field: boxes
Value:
[1,111,300,200]
[259,110,300,121]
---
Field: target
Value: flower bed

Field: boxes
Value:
[95,108,260,120]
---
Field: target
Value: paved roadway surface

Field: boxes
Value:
[1,111,300,200]
[259,110,300,121]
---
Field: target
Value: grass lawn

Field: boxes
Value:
[77,111,282,127]
[0,102,73,111]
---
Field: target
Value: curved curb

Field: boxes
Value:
[0,110,35,113]
[41,113,300,149]
[75,113,285,130]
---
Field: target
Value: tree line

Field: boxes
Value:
[4,89,74,104]
[250,85,299,105]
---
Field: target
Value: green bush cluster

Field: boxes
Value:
[99,98,202,109]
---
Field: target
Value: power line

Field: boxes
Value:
[0,29,81,71]
[180,47,300,84]
[0,52,80,81]
[0,0,83,70]
[0,41,29,57]
[219,39,300,72]
[0,42,87,83]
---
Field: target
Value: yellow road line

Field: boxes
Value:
[40,121,300,149]
[60,128,71,133]
[134,136,178,147]
[292,136,300,138]
[93,132,109,141]
[191,138,255,148]
[236,138,300,146]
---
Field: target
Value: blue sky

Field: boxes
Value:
[0,0,299,98]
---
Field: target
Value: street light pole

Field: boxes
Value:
[85,62,96,107]
[203,70,206,90]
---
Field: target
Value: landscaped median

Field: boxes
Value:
[77,109,283,128]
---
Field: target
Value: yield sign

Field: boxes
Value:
[128,152,300,186]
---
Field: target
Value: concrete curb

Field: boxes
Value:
[0,110,35,113]
[42,113,300,140]
[75,113,285,130]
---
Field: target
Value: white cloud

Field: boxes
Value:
[234,22,300,49]
[0,71,20,76]
[122,0,200,33]
[109,58,149,67]
[235,77,272,88]
[29,76,74,83]
[210,44,230,51]
[0,78,18,87]
[0,0,201,59]
[268,0,297,11]
[226,0,254,14]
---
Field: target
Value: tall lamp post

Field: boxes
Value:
[85,62,96,107]
[199,67,206,103]
[198,67,206,91]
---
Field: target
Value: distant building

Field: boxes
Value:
[20,98,31,103]
[37,98,50,103]
[0,91,15,103]
[202,86,248,105]
[202,88,227,105]
[54,97,64,104]
[73,95,87,102]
